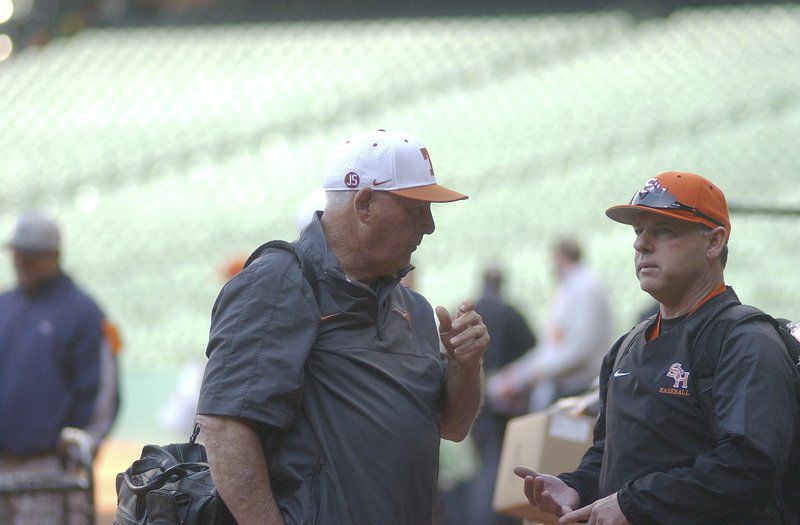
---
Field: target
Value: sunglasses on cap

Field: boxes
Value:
[631,186,726,228]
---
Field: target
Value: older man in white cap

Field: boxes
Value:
[197,130,490,525]
[0,212,114,525]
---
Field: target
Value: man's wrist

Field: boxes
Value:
[448,355,484,376]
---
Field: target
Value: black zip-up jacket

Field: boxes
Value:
[559,288,800,524]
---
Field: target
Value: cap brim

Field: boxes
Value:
[605,205,719,230]
[389,184,468,203]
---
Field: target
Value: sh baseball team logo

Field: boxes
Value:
[638,178,667,199]
[659,362,691,396]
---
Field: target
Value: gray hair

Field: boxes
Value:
[325,190,356,211]
[700,226,729,269]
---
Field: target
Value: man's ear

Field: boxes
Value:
[706,226,727,259]
[353,188,375,224]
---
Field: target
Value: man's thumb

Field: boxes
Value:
[435,306,452,333]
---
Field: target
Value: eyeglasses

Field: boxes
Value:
[630,186,725,228]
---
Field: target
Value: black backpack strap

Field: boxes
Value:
[691,303,772,378]
[691,303,800,435]
[690,304,759,431]
[244,240,320,306]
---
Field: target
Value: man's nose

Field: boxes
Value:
[633,231,651,253]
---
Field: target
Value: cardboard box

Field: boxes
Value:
[493,410,594,523]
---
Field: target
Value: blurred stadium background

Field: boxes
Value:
[1,0,799,519]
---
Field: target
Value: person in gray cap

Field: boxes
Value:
[0,212,118,524]
[196,130,490,525]
[6,212,62,293]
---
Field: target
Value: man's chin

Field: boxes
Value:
[638,278,656,295]
[380,259,412,278]
[395,262,412,275]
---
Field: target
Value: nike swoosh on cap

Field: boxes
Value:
[372,179,392,186]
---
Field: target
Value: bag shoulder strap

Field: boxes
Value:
[691,303,800,435]
[691,303,775,376]
[244,239,320,306]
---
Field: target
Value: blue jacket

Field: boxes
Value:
[0,273,104,455]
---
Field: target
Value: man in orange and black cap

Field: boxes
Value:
[514,172,800,524]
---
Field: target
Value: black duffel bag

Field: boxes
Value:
[114,427,235,524]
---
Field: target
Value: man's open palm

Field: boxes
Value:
[514,467,580,517]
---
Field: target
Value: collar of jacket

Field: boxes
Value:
[296,211,413,286]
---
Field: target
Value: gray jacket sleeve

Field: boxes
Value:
[197,249,319,433]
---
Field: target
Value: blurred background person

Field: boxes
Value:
[441,262,536,525]
[85,318,123,450]
[488,237,613,413]
[477,263,538,416]
[0,212,114,525]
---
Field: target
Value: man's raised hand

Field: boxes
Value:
[435,301,489,367]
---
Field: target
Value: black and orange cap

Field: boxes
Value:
[606,171,731,238]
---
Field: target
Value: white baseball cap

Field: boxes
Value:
[323,129,467,202]
[7,212,61,252]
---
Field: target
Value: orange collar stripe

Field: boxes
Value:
[647,284,726,341]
